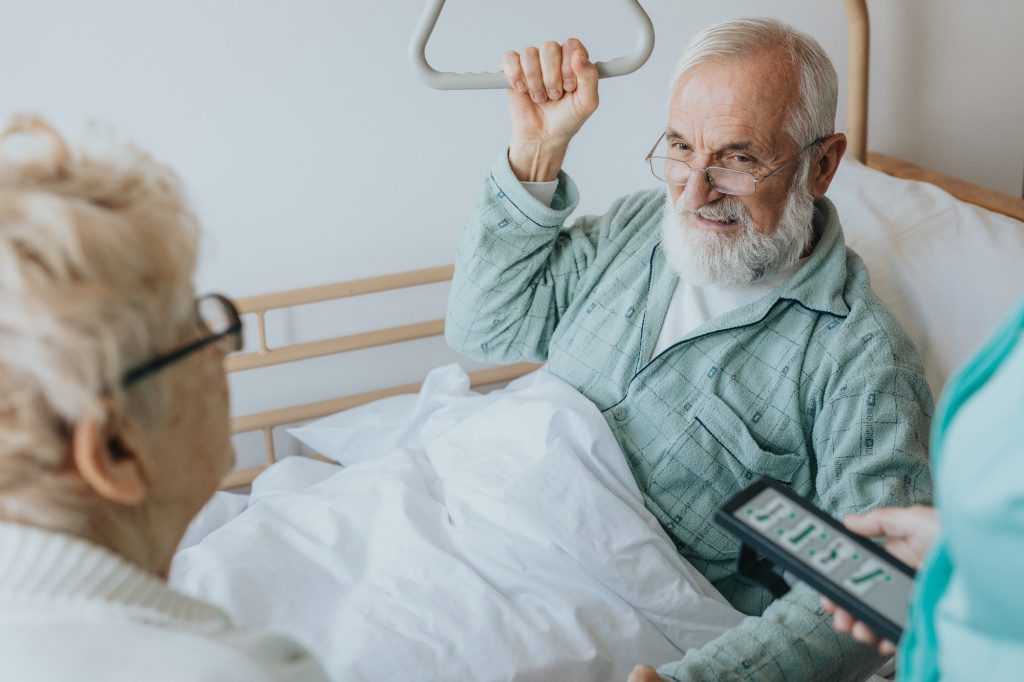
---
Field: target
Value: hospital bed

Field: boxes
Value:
[172,0,1024,679]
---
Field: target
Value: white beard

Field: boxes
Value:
[659,182,816,288]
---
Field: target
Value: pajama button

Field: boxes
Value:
[612,406,628,421]
[625,307,635,318]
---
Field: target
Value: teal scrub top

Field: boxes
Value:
[899,297,1024,680]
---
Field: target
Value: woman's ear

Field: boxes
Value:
[808,132,847,198]
[71,411,147,506]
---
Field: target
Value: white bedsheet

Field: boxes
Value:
[172,366,743,681]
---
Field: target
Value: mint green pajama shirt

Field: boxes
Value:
[446,154,934,681]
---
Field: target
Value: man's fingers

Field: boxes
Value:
[520,47,545,103]
[540,41,563,99]
[879,639,898,656]
[501,51,526,94]
[561,38,584,92]
[571,49,600,110]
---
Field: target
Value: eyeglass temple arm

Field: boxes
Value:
[755,137,829,184]
[409,0,655,90]
[122,331,229,387]
[643,131,666,161]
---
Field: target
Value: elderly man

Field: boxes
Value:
[445,17,932,682]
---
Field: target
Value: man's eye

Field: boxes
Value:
[731,155,754,164]
[671,142,690,151]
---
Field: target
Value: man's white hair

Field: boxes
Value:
[670,17,838,149]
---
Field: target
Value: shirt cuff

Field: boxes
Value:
[522,179,559,207]
[487,150,579,228]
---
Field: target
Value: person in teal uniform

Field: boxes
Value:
[823,297,1024,679]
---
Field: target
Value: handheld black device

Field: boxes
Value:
[714,478,915,643]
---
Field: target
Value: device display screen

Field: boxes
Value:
[732,487,914,630]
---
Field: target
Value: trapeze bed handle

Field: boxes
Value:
[409,0,655,90]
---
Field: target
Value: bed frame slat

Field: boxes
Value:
[224,362,540,488]
[230,362,540,434]
[227,319,446,372]
[236,264,454,314]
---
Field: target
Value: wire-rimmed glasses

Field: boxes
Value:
[644,132,825,196]
[122,294,243,387]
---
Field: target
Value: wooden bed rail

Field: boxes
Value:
[236,265,455,314]
[232,264,454,362]
[224,361,539,489]
[223,263,540,489]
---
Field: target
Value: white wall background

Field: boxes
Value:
[3,0,1022,463]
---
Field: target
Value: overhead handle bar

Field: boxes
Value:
[409,0,655,90]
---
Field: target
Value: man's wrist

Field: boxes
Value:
[508,138,569,182]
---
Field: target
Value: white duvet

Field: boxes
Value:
[172,366,743,681]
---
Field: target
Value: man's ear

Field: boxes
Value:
[808,132,847,198]
[71,410,147,506]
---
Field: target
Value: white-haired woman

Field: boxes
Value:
[0,116,326,682]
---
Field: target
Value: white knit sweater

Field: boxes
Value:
[0,521,327,682]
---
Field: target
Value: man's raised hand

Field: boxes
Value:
[502,38,600,181]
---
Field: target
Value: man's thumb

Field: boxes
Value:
[571,51,600,108]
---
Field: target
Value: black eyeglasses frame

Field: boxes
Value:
[121,294,242,388]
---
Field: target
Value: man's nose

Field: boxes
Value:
[680,169,721,211]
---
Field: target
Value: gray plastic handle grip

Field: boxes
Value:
[409,0,655,90]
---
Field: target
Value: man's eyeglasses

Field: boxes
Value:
[122,294,243,387]
[644,133,825,196]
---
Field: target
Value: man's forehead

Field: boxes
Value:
[667,58,797,151]
[663,113,778,158]
[665,127,757,153]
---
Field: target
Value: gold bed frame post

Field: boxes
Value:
[845,0,870,163]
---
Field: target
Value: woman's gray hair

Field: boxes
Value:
[0,115,199,522]
[670,17,838,149]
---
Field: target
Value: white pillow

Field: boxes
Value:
[829,158,1024,396]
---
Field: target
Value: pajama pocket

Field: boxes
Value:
[692,393,804,489]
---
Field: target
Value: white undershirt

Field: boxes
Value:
[522,179,806,359]
[650,259,806,357]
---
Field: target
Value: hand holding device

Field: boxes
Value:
[715,479,918,644]
[820,505,938,653]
